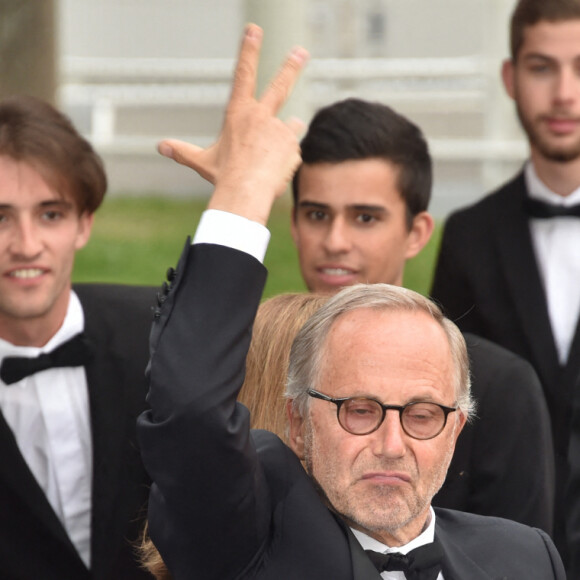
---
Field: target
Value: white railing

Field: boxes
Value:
[58,55,526,159]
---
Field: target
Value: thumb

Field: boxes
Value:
[157,139,213,179]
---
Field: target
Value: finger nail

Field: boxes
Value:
[291,47,309,64]
[158,142,174,159]
[245,23,262,39]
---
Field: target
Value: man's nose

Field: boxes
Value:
[323,217,352,254]
[10,218,43,258]
[554,67,579,105]
[369,410,406,458]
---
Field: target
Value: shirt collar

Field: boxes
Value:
[350,506,436,555]
[0,290,84,358]
[525,161,580,206]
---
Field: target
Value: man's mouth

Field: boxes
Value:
[320,267,354,276]
[543,115,580,134]
[361,471,411,484]
[8,268,45,279]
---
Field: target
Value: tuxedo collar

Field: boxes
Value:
[494,171,580,412]
[435,515,493,579]
[336,509,496,580]
[494,173,562,387]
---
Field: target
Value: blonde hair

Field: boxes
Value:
[140,292,328,579]
[238,293,328,440]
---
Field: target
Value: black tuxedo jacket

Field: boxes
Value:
[0,284,155,580]
[138,241,565,579]
[434,333,554,532]
[430,171,579,557]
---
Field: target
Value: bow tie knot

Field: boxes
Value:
[0,333,93,385]
[365,540,443,580]
[523,196,580,219]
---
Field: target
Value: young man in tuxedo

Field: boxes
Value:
[288,96,555,536]
[138,23,565,579]
[0,96,154,579]
[429,0,580,565]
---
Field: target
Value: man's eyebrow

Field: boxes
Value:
[39,199,73,209]
[350,204,387,213]
[298,201,387,213]
[0,199,74,211]
[521,53,556,63]
[297,200,330,210]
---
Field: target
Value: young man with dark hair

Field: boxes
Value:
[291,98,433,294]
[0,95,153,579]
[430,0,580,564]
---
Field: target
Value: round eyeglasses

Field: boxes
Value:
[307,389,458,440]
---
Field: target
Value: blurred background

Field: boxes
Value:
[0,0,523,295]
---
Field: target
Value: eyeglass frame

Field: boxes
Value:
[306,388,458,440]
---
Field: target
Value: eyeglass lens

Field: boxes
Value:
[339,399,447,439]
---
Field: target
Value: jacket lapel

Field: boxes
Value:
[436,518,492,580]
[0,410,82,560]
[81,302,134,577]
[330,513,382,580]
[345,528,383,580]
[562,320,580,395]
[494,173,562,393]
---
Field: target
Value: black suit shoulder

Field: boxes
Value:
[434,333,555,532]
[443,172,524,227]
[74,283,156,362]
[430,173,528,334]
[435,508,565,578]
[73,283,156,326]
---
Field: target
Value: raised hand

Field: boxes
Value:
[158,24,309,225]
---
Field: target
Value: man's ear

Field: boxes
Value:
[501,59,516,100]
[453,411,467,445]
[290,206,299,248]
[74,212,95,251]
[404,211,434,260]
[287,400,305,459]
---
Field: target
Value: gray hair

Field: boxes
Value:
[285,283,474,420]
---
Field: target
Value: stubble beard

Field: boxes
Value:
[516,102,580,163]
[303,420,456,538]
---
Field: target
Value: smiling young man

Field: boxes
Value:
[138,24,565,580]
[291,100,433,295]
[430,0,580,565]
[0,156,93,344]
[0,96,153,579]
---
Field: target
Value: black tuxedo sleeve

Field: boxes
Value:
[137,242,270,580]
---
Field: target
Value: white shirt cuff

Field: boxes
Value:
[192,209,270,264]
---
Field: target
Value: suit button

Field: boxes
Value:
[166,267,176,282]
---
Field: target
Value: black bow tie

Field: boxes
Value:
[523,196,580,219]
[365,540,443,580]
[0,333,93,385]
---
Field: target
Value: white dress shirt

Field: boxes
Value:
[525,162,580,365]
[351,507,444,580]
[193,208,270,262]
[0,291,93,567]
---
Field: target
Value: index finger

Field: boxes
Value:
[260,46,309,115]
[229,24,263,106]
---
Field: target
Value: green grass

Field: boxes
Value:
[73,195,440,298]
